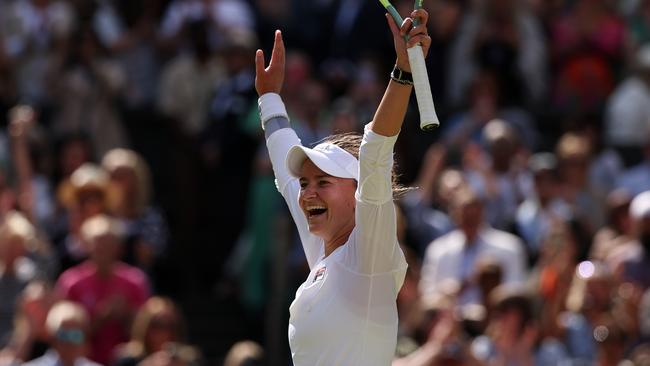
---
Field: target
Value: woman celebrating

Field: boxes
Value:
[255,9,431,366]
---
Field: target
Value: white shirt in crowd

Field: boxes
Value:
[266,125,407,366]
[605,77,650,148]
[419,227,526,306]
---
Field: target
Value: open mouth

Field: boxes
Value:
[307,206,327,218]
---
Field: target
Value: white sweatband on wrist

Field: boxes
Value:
[259,93,289,130]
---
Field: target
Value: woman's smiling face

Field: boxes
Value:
[298,159,356,243]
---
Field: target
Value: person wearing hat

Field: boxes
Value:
[55,163,113,272]
[255,9,431,365]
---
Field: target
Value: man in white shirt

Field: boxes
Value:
[605,44,650,166]
[420,187,526,306]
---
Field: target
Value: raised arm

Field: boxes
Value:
[255,30,288,138]
[254,31,323,269]
[369,9,431,137]
[9,106,36,222]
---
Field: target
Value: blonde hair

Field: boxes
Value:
[45,301,89,335]
[129,296,186,355]
[102,148,152,216]
[223,341,264,366]
[0,211,36,252]
[556,132,592,161]
[80,214,124,243]
[321,133,411,198]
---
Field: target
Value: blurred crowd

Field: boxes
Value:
[0,0,650,365]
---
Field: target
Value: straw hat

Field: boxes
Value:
[57,163,113,209]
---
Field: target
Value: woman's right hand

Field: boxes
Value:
[255,30,285,96]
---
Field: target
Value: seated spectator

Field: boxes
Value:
[516,152,571,264]
[556,131,604,233]
[23,301,100,366]
[616,190,650,289]
[399,144,454,256]
[419,187,526,306]
[464,119,529,231]
[558,260,635,364]
[102,149,169,272]
[442,72,539,152]
[56,214,150,365]
[448,0,547,107]
[471,286,569,365]
[0,211,50,348]
[616,139,650,196]
[13,280,56,361]
[55,164,112,272]
[605,44,650,167]
[113,296,194,366]
[223,340,264,366]
[137,343,202,366]
[393,298,481,366]
[590,189,634,262]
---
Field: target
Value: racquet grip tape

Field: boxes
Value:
[407,45,439,130]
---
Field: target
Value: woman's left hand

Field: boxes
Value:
[386,9,431,73]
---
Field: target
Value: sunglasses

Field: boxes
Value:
[55,328,85,345]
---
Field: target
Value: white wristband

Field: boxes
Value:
[258,93,289,130]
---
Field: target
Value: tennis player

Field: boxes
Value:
[255,9,431,365]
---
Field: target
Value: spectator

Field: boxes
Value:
[442,73,539,152]
[448,0,547,108]
[0,0,75,107]
[556,131,604,232]
[0,212,48,348]
[606,44,650,167]
[56,214,150,365]
[55,164,111,271]
[46,24,129,159]
[393,300,482,366]
[157,18,225,137]
[102,148,168,272]
[9,280,56,362]
[616,138,650,195]
[550,0,624,115]
[590,189,635,262]
[137,343,202,366]
[113,296,197,366]
[223,340,264,366]
[399,144,454,256]
[8,105,55,231]
[516,152,571,263]
[617,190,650,289]
[23,300,100,366]
[419,187,526,306]
[471,286,569,365]
[464,119,529,230]
[560,261,616,363]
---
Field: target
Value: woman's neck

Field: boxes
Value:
[324,226,354,257]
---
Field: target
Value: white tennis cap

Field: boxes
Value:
[630,190,650,220]
[286,143,359,180]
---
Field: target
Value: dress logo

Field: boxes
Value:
[313,266,326,283]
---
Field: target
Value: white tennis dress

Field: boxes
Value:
[266,125,407,366]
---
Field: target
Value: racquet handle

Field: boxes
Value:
[407,45,439,130]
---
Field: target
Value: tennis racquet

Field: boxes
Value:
[379,0,440,130]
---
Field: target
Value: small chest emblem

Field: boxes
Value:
[313,266,326,283]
